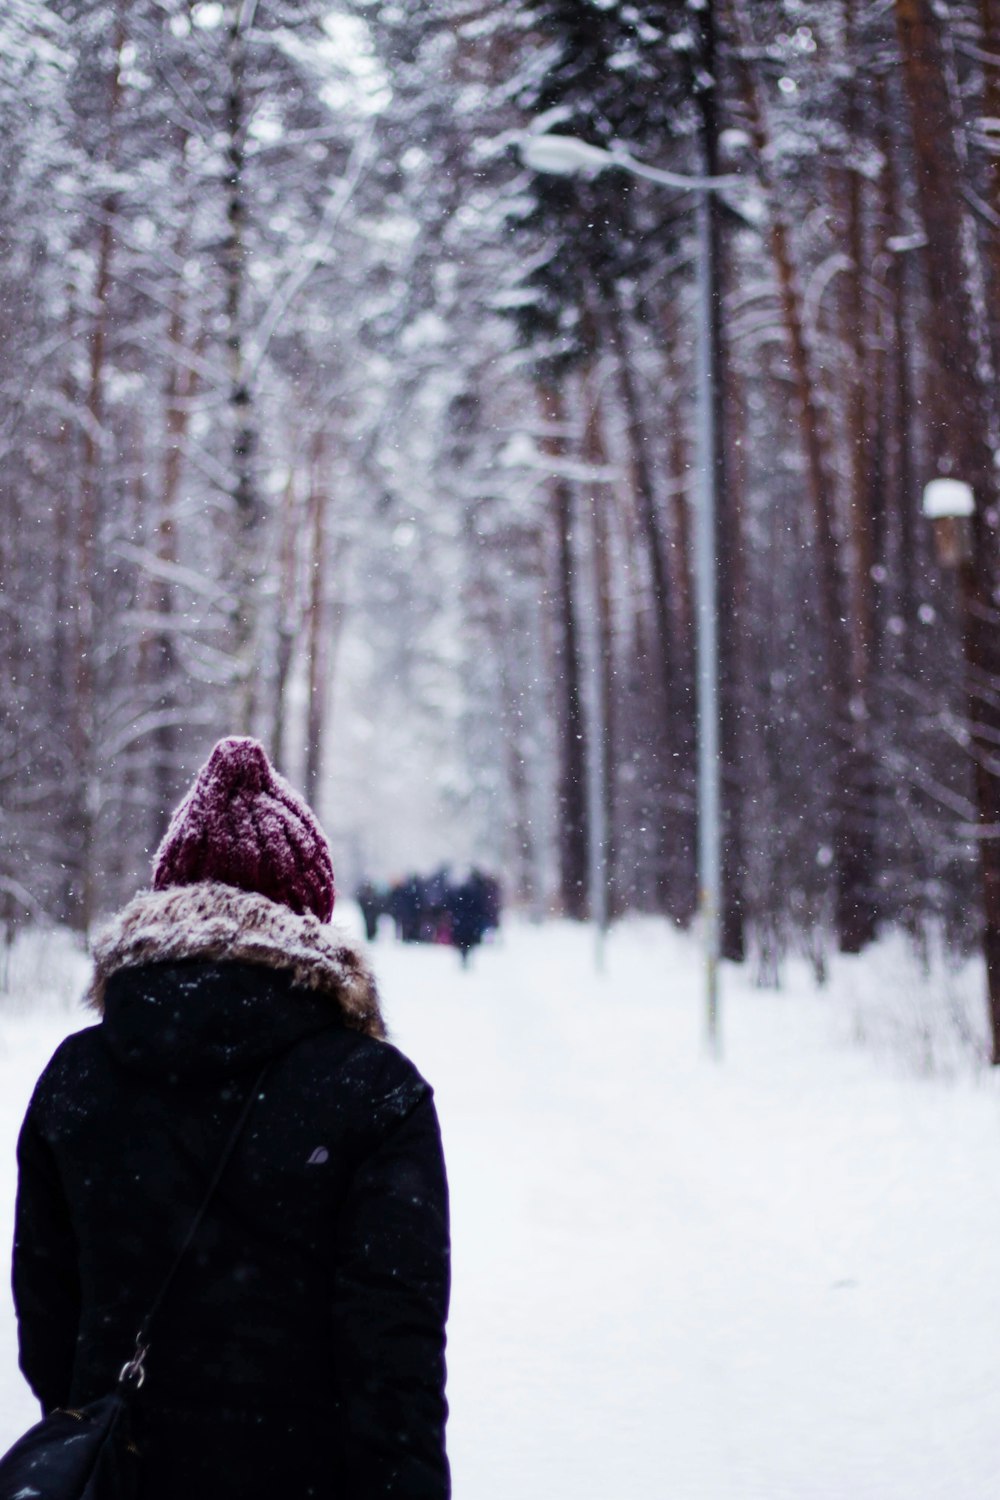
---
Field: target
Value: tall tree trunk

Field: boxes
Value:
[582,361,617,924]
[603,284,694,922]
[660,308,695,649]
[841,0,878,672]
[304,435,331,811]
[730,0,875,953]
[149,224,197,842]
[877,72,920,656]
[270,470,300,776]
[867,68,910,924]
[538,378,589,919]
[225,0,261,734]
[895,0,1000,1061]
[71,5,126,932]
[838,0,880,947]
[978,0,1000,381]
[498,596,540,910]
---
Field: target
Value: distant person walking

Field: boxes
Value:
[355,876,383,941]
[447,873,489,968]
[11,737,451,1499]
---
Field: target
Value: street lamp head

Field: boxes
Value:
[518,133,613,179]
[520,130,744,194]
[922,477,974,568]
[921,477,975,519]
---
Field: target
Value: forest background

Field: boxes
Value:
[3,0,1000,1053]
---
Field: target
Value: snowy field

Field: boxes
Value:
[1,914,999,1498]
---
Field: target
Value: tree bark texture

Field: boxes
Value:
[226,0,262,734]
[730,0,876,953]
[270,474,300,777]
[895,0,1000,1060]
[70,6,126,932]
[539,378,590,920]
[304,436,331,812]
[603,284,695,922]
[583,363,617,921]
[978,0,1000,386]
[148,222,196,844]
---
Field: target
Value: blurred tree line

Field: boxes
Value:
[2,0,999,1051]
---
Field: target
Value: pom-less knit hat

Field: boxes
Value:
[152,737,335,921]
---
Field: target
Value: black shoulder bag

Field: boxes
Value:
[0,1060,271,1500]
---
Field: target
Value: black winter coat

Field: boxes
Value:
[11,882,451,1500]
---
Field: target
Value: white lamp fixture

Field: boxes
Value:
[922,477,974,566]
[922,478,975,519]
[519,133,616,179]
[518,132,741,192]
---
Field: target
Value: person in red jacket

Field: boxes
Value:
[12,737,451,1499]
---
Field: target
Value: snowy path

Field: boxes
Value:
[1,918,999,1498]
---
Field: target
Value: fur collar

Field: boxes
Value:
[86,882,386,1040]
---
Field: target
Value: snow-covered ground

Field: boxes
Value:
[1,915,998,1499]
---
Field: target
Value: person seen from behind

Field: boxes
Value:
[11,736,451,1499]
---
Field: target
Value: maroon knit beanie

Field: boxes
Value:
[152,737,335,921]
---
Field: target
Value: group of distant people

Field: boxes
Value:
[355,868,502,966]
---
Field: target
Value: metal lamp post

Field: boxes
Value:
[519,132,735,1049]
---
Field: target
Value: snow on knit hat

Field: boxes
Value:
[152,737,335,921]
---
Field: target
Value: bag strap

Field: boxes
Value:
[119,1059,271,1390]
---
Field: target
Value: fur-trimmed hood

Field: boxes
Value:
[87,881,385,1041]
